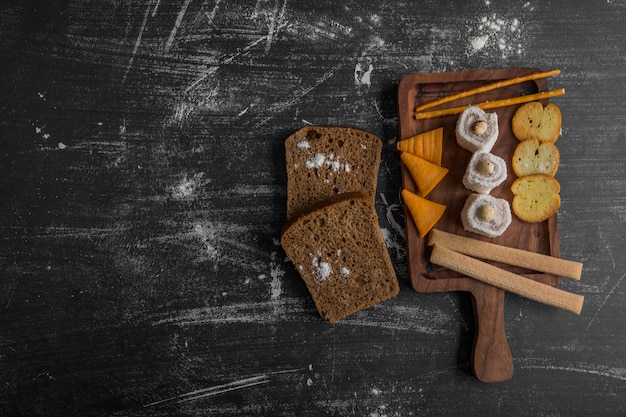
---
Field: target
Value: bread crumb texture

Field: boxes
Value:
[281,193,399,322]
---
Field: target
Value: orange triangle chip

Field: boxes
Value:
[396,127,443,165]
[401,189,446,238]
[400,152,449,197]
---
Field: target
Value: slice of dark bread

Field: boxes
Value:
[285,126,382,220]
[281,192,399,322]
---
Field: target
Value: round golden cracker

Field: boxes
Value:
[512,102,562,143]
[512,139,560,177]
[511,174,561,223]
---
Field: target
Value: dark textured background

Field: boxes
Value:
[1,1,625,415]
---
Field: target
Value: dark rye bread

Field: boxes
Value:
[281,192,399,323]
[285,126,382,220]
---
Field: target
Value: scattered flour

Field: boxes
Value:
[308,250,351,282]
[172,101,195,124]
[369,14,382,26]
[269,251,284,300]
[305,153,326,169]
[190,221,261,272]
[379,193,406,259]
[35,125,51,140]
[354,36,384,89]
[311,256,332,282]
[470,35,488,51]
[194,223,220,267]
[368,387,389,417]
[354,62,374,87]
[297,140,310,149]
[304,153,351,173]
[169,173,208,201]
[467,12,526,58]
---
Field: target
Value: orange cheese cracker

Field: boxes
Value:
[400,152,448,197]
[396,127,443,165]
[401,189,446,238]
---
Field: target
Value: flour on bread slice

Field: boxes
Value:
[285,126,382,220]
[281,192,399,322]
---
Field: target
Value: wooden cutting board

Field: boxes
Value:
[397,68,561,382]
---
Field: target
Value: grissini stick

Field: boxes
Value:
[430,245,584,314]
[428,229,583,280]
[416,69,561,112]
[416,89,565,120]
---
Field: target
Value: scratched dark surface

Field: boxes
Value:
[1,0,625,416]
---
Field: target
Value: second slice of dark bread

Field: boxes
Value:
[281,192,399,322]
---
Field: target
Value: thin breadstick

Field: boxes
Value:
[430,245,584,314]
[428,229,582,280]
[416,69,561,112]
[415,89,565,120]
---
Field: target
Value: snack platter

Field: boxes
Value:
[398,68,561,286]
[397,68,563,382]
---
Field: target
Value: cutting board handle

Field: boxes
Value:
[470,285,514,382]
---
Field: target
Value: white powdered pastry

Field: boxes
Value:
[461,193,512,237]
[462,151,507,194]
[456,106,499,152]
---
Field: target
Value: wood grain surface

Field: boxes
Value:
[1,0,626,416]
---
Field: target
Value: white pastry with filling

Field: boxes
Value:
[461,193,512,237]
[456,106,499,153]
[462,151,507,194]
